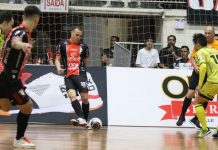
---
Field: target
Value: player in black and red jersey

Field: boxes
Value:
[0,6,41,148]
[55,26,90,127]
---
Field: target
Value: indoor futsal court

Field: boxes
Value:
[1,0,218,150]
[0,124,218,150]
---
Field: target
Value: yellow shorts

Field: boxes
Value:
[199,82,218,100]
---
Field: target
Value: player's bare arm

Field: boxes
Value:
[83,57,89,65]
[11,36,32,54]
[55,56,65,75]
[190,55,199,73]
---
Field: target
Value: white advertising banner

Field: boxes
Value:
[7,72,103,115]
[40,0,69,12]
[107,67,218,127]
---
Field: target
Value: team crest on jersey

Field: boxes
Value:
[14,30,21,35]
[18,89,26,96]
[201,53,205,60]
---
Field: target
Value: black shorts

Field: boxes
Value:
[65,74,88,93]
[188,70,199,90]
[0,71,29,105]
[188,70,207,90]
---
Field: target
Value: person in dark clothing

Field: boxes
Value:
[0,6,41,148]
[101,35,119,66]
[159,35,180,69]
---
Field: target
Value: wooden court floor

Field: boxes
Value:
[0,124,218,150]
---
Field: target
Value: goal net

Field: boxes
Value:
[0,0,188,67]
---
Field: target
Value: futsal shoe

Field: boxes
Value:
[77,118,87,127]
[197,128,211,138]
[13,137,36,149]
[85,123,92,130]
[189,117,201,130]
[69,118,87,127]
[212,130,218,138]
[176,116,185,126]
[69,119,79,126]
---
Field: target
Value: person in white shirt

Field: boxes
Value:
[135,38,160,68]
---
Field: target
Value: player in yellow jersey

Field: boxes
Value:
[0,11,14,70]
[176,26,218,129]
[192,33,218,138]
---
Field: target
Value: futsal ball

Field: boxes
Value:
[89,117,102,130]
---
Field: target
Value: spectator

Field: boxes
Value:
[31,31,53,65]
[135,38,160,68]
[174,45,191,69]
[215,34,218,40]
[159,35,180,69]
[101,35,119,66]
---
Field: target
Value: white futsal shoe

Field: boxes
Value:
[69,118,87,127]
[13,137,36,149]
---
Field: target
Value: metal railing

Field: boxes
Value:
[113,42,162,67]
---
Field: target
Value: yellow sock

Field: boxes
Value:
[195,104,207,130]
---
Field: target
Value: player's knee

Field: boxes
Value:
[187,89,195,98]
[82,97,88,104]
[1,104,12,112]
[68,93,77,101]
[19,100,33,114]
[194,99,201,105]
[0,99,12,112]
[81,95,88,103]
[67,89,77,101]
[80,93,88,104]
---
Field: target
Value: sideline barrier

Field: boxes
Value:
[1,66,217,127]
[0,65,108,125]
[107,67,218,128]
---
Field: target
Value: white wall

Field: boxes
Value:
[162,9,218,52]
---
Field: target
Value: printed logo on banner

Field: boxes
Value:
[41,0,69,12]
[159,75,218,121]
[0,72,103,116]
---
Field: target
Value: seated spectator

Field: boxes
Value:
[135,38,160,68]
[174,45,191,69]
[101,35,119,66]
[31,31,53,65]
[159,35,180,69]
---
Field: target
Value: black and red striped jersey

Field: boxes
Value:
[2,24,31,78]
[56,39,89,77]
